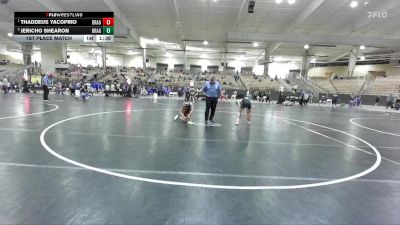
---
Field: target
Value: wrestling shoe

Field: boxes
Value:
[235,119,240,125]
[174,115,179,121]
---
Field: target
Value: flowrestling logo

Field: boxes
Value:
[367,11,400,18]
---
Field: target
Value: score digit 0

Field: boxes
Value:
[103,18,114,26]
[103,26,114,34]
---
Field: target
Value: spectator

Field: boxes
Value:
[319,95,327,105]
[299,90,304,106]
[375,96,380,106]
[349,93,356,109]
[6,80,10,93]
[69,82,75,95]
[309,92,314,104]
[2,77,8,94]
[22,80,29,93]
[258,91,264,102]
[266,92,271,104]
[387,94,394,109]
[332,93,339,108]
[303,92,309,106]
[157,84,163,96]
[132,84,137,97]
[253,89,259,100]
[220,89,227,102]
[10,81,14,92]
[33,81,39,94]
[395,96,400,110]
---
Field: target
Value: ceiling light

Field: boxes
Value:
[253,42,259,47]
[288,0,295,4]
[364,1,368,5]
[213,0,218,1]
[350,1,358,8]
[360,45,366,50]
[304,44,310,49]
[7,32,13,37]
[360,56,366,60]
[275,0,282,4]
[310,58,317,63]
[203,40,208,45]
[166,53,172,58]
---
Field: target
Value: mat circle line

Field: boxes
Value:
[0,102,59,120]
[350,117,400,137]
[40,108,381,190]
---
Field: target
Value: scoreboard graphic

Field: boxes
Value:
[14,12,114,43]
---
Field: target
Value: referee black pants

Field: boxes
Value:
[43,85,49,100]
[205,97,218,121]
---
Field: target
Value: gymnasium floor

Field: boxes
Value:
[0,94,399,224]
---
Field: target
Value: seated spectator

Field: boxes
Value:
[395,97,400,110]
[375,96,380,106]
[387,94,394,109]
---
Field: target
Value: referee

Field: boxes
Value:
[42,73,51,101]
[202,76,222,125]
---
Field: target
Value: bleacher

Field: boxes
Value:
[331,78,364,94]
[369,76,400,96]
[0,63,24,82]
[196,74,239,89]
[55,65,107,84]
[287,78,307,91]
[219,75,240,89]
[310,78,336,93]
[241,75,280,91]
[99,67,149,84]
[153,72,240,89]
[155,72,191,87]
